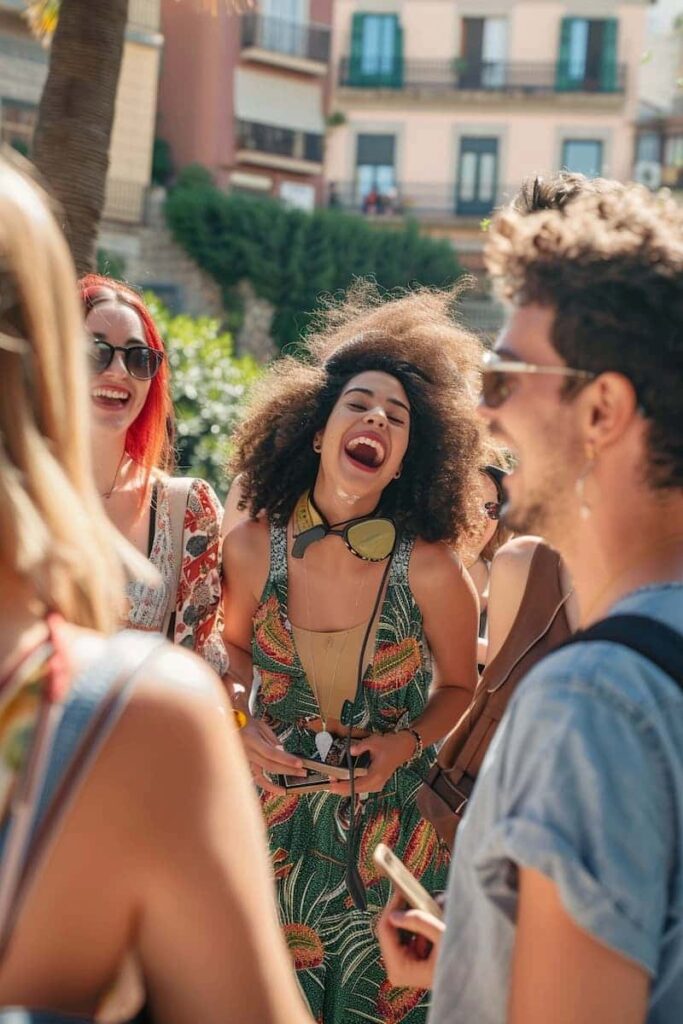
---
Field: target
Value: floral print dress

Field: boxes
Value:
[125,476,228,677]
[252,526,451,1024]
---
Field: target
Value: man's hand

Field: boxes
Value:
[376,891,445,990]
[328,732,415,797]
[240,718,308,794]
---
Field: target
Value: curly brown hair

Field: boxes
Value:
[230,282,485,543]
[486,183,683,489]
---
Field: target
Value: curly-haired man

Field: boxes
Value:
[379,177,683,1023]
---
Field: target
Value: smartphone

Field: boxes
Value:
[373,843,444,920]
[274,750,371,792]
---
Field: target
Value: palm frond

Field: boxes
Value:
[24,0,59,41]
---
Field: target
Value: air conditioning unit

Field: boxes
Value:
[634,161,662,189]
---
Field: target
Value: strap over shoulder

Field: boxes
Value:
[162,476,194,638]
[561,614,683,688]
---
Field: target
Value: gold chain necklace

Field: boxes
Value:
[581,532,683,626]
[298,532,370,763]
[100,451,127,500]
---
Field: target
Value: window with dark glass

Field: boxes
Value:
[556,18,618,92]
[355,133,396,205]
[456,137,498,216]
[348,13,403,87]
[460,17,507,88]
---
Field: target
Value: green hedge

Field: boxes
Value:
[165,173,463,350]
[146,294,260,498]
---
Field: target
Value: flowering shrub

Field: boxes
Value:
[146,295,260,498]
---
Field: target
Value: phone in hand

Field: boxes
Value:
[274,750,371,792]
[373,843,444,960]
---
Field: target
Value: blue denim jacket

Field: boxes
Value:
[430,584,683,1024]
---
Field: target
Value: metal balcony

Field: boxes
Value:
[328,181,520,221]
[241,13,331,66]
[338,59,626,95]
[236,119,324,166]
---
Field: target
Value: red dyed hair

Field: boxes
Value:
[79,274,174,473]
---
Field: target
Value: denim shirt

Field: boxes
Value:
[430,584,683,1024]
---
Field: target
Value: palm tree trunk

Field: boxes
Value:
[33,0,129,274]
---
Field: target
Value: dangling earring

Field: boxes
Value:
[313,437,322,454]
[575,442,595,521]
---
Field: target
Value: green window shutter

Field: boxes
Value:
[601,18,619,92]
[390,15,404,88]
[556,17,574,91]
[349,13,366,85]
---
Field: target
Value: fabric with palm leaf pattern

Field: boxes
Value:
[252,526,451,1023]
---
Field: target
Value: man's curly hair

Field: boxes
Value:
[230,282,485,543]
[486,181,683,489]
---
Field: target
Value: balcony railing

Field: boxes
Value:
[338,59,626,95]
[241,13,331,64]
[328,181,520,220]
[236,120,324,164]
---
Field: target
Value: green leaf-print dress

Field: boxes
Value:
[252,526,452,1024]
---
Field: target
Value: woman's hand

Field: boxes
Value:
[327,731,415,797]
[240,718,308,794]
[376,891,445,990]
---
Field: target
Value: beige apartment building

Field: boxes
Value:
[325,0,651,271]
[0,0,162,229]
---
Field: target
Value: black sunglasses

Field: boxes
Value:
[88,339,163,381]
[484,500,501,521]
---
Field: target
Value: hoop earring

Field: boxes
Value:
[313,438,322,454]
[575,443,595,521]
[394,467,402,480]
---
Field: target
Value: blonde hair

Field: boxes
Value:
[0,154,126,632]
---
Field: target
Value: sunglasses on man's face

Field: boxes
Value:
[88,339,163,381]
[480,351,595,409]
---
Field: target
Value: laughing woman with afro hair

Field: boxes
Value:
[223,283,484,1024]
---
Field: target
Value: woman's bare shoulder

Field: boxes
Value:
[66,625,226,719]
[222,515,270,568]
[490,535,545,578]
[409,539,477,602]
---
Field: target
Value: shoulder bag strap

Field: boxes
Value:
[0,635,165,960]
[161,477,194,640]
[562,614,683,688]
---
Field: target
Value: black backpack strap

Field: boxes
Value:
[562,614,683,688]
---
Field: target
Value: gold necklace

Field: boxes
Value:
[298,533,370,763]
[100,451,127,500]
[581,532,683,625]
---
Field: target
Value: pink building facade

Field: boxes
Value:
[158,0,333,210]
[325,1,651,223]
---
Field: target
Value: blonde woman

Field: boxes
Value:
[0,156,312,1024]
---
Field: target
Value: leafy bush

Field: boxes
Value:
[146,295,260,498]
[165,180,463,350]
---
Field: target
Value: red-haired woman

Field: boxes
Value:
[80,274,227,676]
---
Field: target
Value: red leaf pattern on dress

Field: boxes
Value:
[261,791,299,828]
[358,807,401,887]
[403,817,439,881]
[283,923,325,971]
[367,638,422,695]
[376,980,425,1022]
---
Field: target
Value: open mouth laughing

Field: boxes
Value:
[91,386,132,410]
[344,433,387,471]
